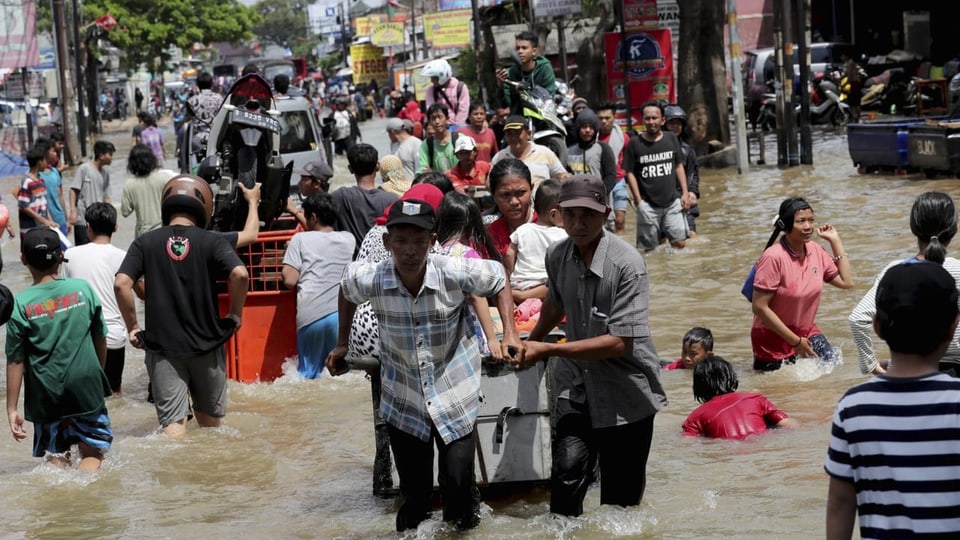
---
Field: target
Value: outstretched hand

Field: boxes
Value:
[817,223,841,243]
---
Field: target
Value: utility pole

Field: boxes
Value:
[773,0,787,165]
[470,0,485,105]
[52,0,76,164]
[726,0,749,173]
[557,17,568,82]
[796,0,813,164]
[71,0,87,157]
[781,0,798,166]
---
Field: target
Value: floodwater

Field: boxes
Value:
[0,121,951,539]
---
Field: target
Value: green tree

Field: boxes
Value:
[252,0,313,56]
[82,0,258,73]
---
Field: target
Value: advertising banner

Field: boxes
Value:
[438,0,503,11]
[372,23,405,47]
[622,0,658,31]
[533,0,582,18]
[350,44,389,87]
[423,10,472,49]
[354,15,387,38]
[0,0,40,70]
[604,29,674,113]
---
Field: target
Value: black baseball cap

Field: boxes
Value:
[385,199,435,231]
[22,228,67,270]
[559,174,608,213]
[503,115,529,131]
[296,160,333,180]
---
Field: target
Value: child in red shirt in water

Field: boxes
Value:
[662,327,713,370]
[682,356,793,439]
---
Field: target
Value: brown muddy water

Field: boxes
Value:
[0,125,950,539]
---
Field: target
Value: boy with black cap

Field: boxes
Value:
[326,198,523,532]
[286,160,334,229]
[516,174,667,517]
[825,261,960,540]
[6,228,113,471]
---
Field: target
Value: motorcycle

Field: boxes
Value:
[502,79,568,164]
[859,67,912,111]
[757,71,850,130]
[193,73,293,232]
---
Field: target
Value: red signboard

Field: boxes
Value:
[605,29,674,123]
[622,0,658,31]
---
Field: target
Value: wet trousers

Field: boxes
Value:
[550,398,656,517]
[387,424,480,531]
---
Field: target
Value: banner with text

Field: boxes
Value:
[0,0,40,70]
[350,44,389,87]
[534,0,582,18]
[622,0,658,31]
[354,15,387,38]
[604,30,674,114]
[423,10,472,49]
[438,0,504,11]
[372,23,405,47]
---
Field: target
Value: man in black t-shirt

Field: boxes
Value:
[623,101,689,251]
[333,143,398,258]
[115,175,249,438]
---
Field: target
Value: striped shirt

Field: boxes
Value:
[849,257,960,374]
[490,143,567,186]
[341,254,506,443]
[824,373,960,539]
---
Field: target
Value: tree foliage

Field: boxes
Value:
[37,0,258,73]
[252,0,311,52]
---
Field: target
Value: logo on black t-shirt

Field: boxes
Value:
[166,236,190,261]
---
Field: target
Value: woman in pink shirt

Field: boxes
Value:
[750,197,854,371]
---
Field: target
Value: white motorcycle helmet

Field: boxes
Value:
[421,59,452,86]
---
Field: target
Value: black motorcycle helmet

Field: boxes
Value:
[161,174,215,228]
[664,104,687,125]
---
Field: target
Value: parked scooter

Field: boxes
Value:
[502,79,568,163]
[757,72,850,130]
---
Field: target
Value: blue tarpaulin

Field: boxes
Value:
[0,150,28,178]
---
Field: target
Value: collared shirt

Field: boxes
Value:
[545,230,667,428]
[341,254,506,443]
[491,143,567,185]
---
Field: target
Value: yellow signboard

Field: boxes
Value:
[350,43,389,86]
[372,22,405,47]
[354,14,387,38]
[423,10,472,49]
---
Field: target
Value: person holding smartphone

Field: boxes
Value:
[495,30,558,117]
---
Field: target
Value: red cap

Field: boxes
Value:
[375,184,445,226]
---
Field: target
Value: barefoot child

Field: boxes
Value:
[6,228,113,471]
[682,355,792,439]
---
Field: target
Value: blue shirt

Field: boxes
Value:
[341,254,505,443]
[39,168,66,228]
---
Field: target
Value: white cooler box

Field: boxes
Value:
[475,360,552,485]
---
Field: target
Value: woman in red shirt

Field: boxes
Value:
[750,197,855,371]
[683,356,792,439]
[485,159,535,256]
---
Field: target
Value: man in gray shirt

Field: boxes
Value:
[515,174,667,517]
[69,140,115,246]
[387,117,421,181]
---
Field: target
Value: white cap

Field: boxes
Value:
[454,135,476,153]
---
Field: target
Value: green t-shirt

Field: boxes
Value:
[5,278,110,423]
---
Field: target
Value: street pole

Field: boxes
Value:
[619,0,633,131]
[52,0,76,164]
[781,0,798,166]
[726,0,749,174]
[470,0,485,105]
[557,17,568,82]
[773,0,787,165]
[71,0,87,157]
[796,0,813,164]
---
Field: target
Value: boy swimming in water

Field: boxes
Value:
[662,327,714,370]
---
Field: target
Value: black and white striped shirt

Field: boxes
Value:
[825,373,960,539]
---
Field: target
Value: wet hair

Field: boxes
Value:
[910,191,957,264]
[436,192,501,262]
[26,145,46,168]
[764,197,813,249]
[412,171,455,194]
[641,100,663,117]
[692,355,738,403]
[534,179,562,216]
[273,74,290,94]
[94,140,116,161]
[84,202,117,237]
[302,192,337,227]
[127,144,159,177]
[347,143,379,176]
[489,158,532,194]
[515,30,539,47]
[683,327,714,352]
[426,103,449,120]
[197,72,213,90]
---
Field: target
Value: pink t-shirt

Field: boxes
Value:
[750,239,839,361]
[457,126,499,163]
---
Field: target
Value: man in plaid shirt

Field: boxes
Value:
[326,198,523,532]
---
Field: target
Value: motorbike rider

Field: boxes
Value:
[495,31,558,117]
[663,105,700,237]
[184,71,224,165]
[422,59,470,128]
